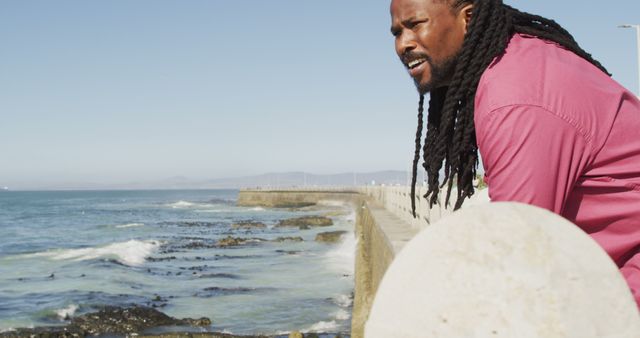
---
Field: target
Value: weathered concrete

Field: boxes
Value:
[351,186,489,338]
[365,203,640,338]
[237,189,360,208]
[351,199,420,338]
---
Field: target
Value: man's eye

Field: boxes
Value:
[410,20,427,28]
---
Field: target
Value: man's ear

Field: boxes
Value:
[461,4,473,33]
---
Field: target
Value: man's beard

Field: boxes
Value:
[415,52,459,95]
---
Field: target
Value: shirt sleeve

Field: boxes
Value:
[475,104,592,214]
[621,255,640,309]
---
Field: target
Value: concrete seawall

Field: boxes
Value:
[237,188,361,208]
[237,187,639,337]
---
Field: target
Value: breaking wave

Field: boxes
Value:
[324,232,356,275]
[168,200,196,208]
[333,294,353,308]
[115,223,144,228]
[55,304,78,320]
[29,240,161,266]
[304,320,339,333]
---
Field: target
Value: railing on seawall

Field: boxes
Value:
[357,185,489,230]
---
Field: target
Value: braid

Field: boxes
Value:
[411,0,610,214]
[410,94,425,218]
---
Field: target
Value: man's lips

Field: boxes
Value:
[406,58,427,77]
[402,54,428,78]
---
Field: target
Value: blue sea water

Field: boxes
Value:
[0,190,355,336]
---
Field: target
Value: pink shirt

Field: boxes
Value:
[475,34,640,305]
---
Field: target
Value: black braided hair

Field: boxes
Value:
[410,0,610,217]
[410,94,425,217]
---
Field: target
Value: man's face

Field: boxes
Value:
[390,0,470,94]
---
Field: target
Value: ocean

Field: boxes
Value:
[0,190,355,336]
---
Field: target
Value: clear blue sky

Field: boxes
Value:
[1,0,639,188]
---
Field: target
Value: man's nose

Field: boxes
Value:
[396,31,417,57]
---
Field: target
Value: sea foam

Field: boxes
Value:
[334,308,350,321]
[333,294,353,308]
[55,304,78,320]
[115,223,144,228]
[168,200,196,208]
[324,232,356,275]
[31,240,161,266]
[304,320,339,333]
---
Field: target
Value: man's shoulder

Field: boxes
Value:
[474,33,616,116]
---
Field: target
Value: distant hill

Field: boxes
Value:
[10,171,411,190]
[202,171,410,189]
[107,171,411,190]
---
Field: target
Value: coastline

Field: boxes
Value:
[0,305,348,338]
[0,190,355,337]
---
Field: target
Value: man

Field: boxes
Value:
[390,0,640,306]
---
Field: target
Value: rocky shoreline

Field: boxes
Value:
[1,210,353,338]
[0,306,348,338]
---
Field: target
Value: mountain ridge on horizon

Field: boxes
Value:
[4,170,413,191]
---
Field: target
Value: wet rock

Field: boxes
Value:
[147,256,177,262]
[231,221,267,229]
[214,254,262,260]
[275,250,301,255]
[0,306,210,337]
[273,236,304,242]
[276,216,333,228]
[315,231,348,243]
[289,332,304,338]
[194,287,255,298]
[216,236,265,248]
[184,241,218,249]
[198,273,241,279]
[174,221,222,227]
[140,333,273,337]
[69,306,210,335]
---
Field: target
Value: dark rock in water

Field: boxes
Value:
[214,254,262,260]
[147,256,177,262]
[0,306,210,337]
[184,241,218,249]
[141,333,274,337]
[231,220,267,229]
[181,221,222,227]
[216,236,265,248]
[70,306,211,335]
[275,250,302,255]
[198,273,241,280]
[187,265,211,271]
[194,286,256,297]
[273,236,304,243]
[276,216,333,228]
[315,231,348,243]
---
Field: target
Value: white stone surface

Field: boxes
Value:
[365,202,640,338]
